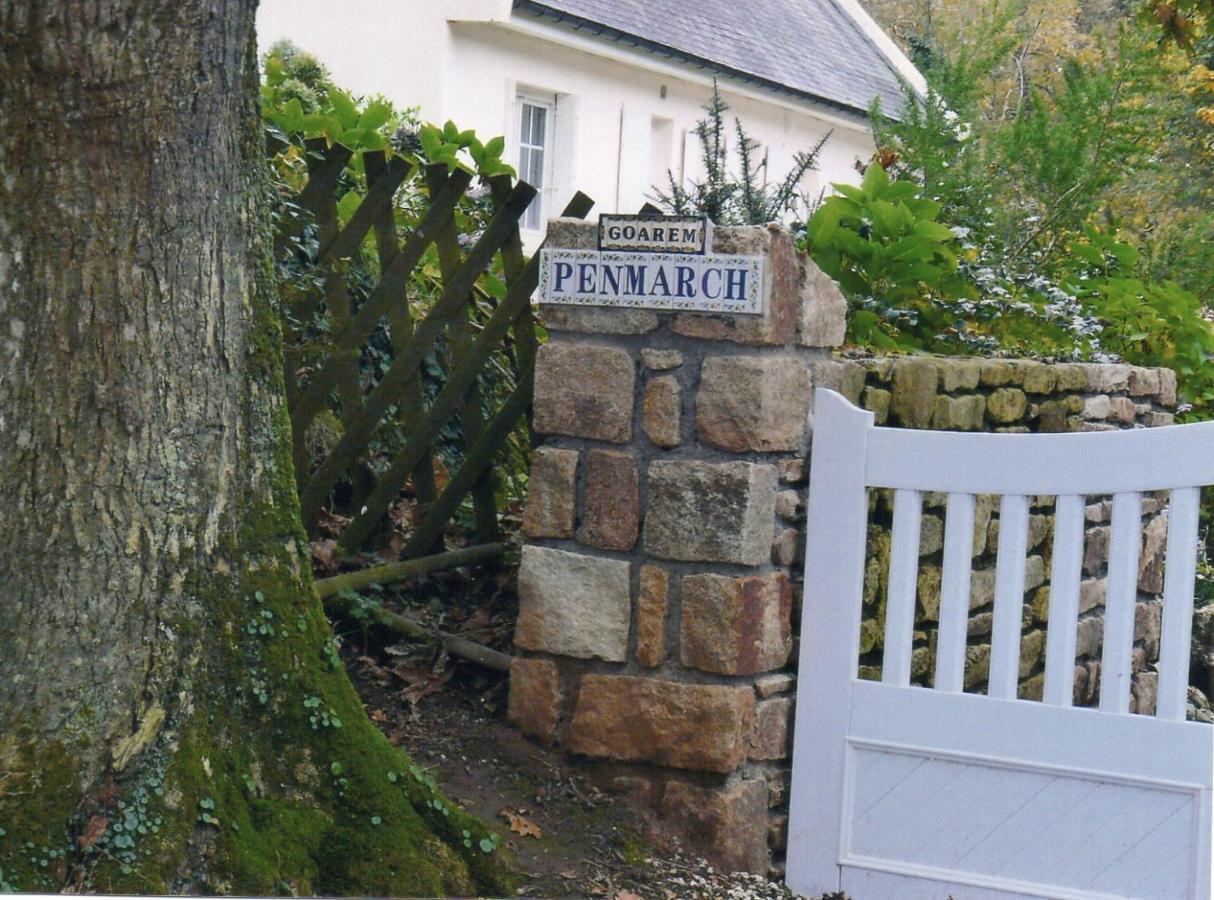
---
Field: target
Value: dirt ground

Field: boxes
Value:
[333,564,810,900]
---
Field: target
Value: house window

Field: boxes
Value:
[518,97,552,231]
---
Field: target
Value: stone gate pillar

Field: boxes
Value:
[508,218,847,876]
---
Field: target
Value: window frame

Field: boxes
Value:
[516,93,556,232]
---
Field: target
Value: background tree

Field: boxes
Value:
[0,2,506,893]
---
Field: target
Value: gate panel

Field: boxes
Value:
[787,389,1214,900]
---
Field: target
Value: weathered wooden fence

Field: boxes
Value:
[276,138,592,556]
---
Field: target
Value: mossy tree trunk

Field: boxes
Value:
[0,2,506,893]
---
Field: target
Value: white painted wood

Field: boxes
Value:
[786,390,1214,900]
[1100,491,1142,715]
[1160,486,1201,721]
[1044,494,1085,707]
[935,492,975,692]
[989,494,1029,700]
[884,488,922,686]
[867,417,1214,495]
[786,389,873,897]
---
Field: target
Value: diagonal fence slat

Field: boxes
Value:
[276,136,595,561]
[363,152,438,513]
[336,190,590,550]
[296,179,537,525]
[289,166,475,440]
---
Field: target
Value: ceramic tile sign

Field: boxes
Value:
[540,216,767,315]
[598,214,712,254]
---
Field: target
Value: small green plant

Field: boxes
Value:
[418,121,514,178]
[303,695,343,730]
[198,797,219,827]
[652,79,827,225]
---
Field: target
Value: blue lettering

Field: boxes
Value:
[724,267,748,301]
[675,265,696,298]
[624,264,647,294]
[578,263,597,294]
[701,267,723,299]
[601,264,622,295]
[554,261,574,293]
[652,266,672,297]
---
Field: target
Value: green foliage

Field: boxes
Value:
[1060,230,1214,415]
[804,163,964,349]
[652,79,827,224]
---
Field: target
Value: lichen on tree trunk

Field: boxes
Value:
[0,2,508,893]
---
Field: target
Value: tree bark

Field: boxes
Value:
[0,2,507,893]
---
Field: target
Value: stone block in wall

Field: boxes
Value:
[862,386,891,424]
[932,394,985,430]
[1128,368,1161,397]
[1022,364,1058,394]
[799,256,848,348]
[642,376,682,448]
[568,675,755,773]
[1020,629,1047,678]
[986,388,1027,424]
[539,305,660,335]
[1080,578,1106,613]
[812,359,866,405]
[533,342,635,442]
[636,565,670,668]
[772,528,801,566]
[521,447,578,539]
[1055,365,1090,391]
[1108,396,1137,424]
[642,348,684,370]
[507,658,561,745]
[978,360,1016,387]
[1136,601,1163,660]
[696,355,812,453]
[578,449,640,551]
[1131,671,1158,715]
[1077,617,1103,658]
[937,358,982,392]
[1140,514,1168,593]
[750,696,793,760]
[681,572,793,676]
[1086,364,1132,393]
[515,546,631,661]
[965,645,991,689]
[1158,368,1178,405]
[671,226,797,346]
[659,779,769,874]
[1084,527,1110,575]
[644,460,777,565]
[890,358,938,428]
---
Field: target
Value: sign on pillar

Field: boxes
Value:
[538,214,769,315]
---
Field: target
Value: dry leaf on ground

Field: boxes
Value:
[500,806,543,838]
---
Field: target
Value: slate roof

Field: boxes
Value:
[513,0,910,118]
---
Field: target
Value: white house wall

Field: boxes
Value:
[257,0,877,247]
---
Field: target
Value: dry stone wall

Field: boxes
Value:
[816,355,1179,715]
[509,220,1182,879]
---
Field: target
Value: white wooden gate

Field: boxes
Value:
[787,389,1214,900]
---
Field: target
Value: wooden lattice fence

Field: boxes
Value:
[276,138,592,557]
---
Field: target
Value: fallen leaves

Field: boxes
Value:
[500,806,543,839]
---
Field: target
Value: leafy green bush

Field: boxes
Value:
[803,162,963,350]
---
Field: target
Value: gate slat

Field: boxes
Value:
[884,489,923,686]
[935,492,975,693]
[1159,486,1200,720]
[1043,494,1085,707]
[989,494,1030,700]
[1100,491,1142,714]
